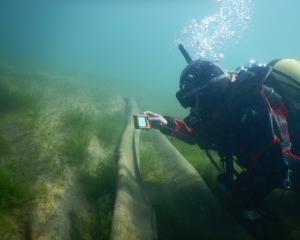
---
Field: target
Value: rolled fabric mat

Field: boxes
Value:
[110,98,157,240]
[147,130,253,240]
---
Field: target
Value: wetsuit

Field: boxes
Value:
[160,67,299,210]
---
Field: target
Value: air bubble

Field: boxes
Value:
[176,0,253,60]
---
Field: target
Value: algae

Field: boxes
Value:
[0,65,126,239]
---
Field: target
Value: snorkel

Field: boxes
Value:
[178,44,193,64]
[176,44,230,109]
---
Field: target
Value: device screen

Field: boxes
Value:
[138,116,147,128]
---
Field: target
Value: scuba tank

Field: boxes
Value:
[265,59,300,190]
[266,59,300,155]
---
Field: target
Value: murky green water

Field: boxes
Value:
[1,1,300,114]
[1,1,300,239]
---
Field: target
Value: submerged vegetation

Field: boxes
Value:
[2,62,300,240]
[0,64,126,239]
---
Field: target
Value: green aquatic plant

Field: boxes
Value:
[95,111,126,148]
[61,108,95,168]
[0,136,11,156]
[0,164,34,238]
[0,66,128,239]
[139,133,166,183]
[76,157,117,240]
[0,167,33,212]
[0,80,37,114]
[58,97,126,239]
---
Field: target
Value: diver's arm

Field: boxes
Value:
[143,111,196,144]
[143,111,168,129]
[160,116,196,145]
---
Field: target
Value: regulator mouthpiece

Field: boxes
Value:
[178,44,192,64]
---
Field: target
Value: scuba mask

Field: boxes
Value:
[176,74,228,108]
[176,84,208,109]
[176,44,229,109]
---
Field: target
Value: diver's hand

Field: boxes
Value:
[143,111,168,130]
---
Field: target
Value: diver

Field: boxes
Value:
[142,45,300,221]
